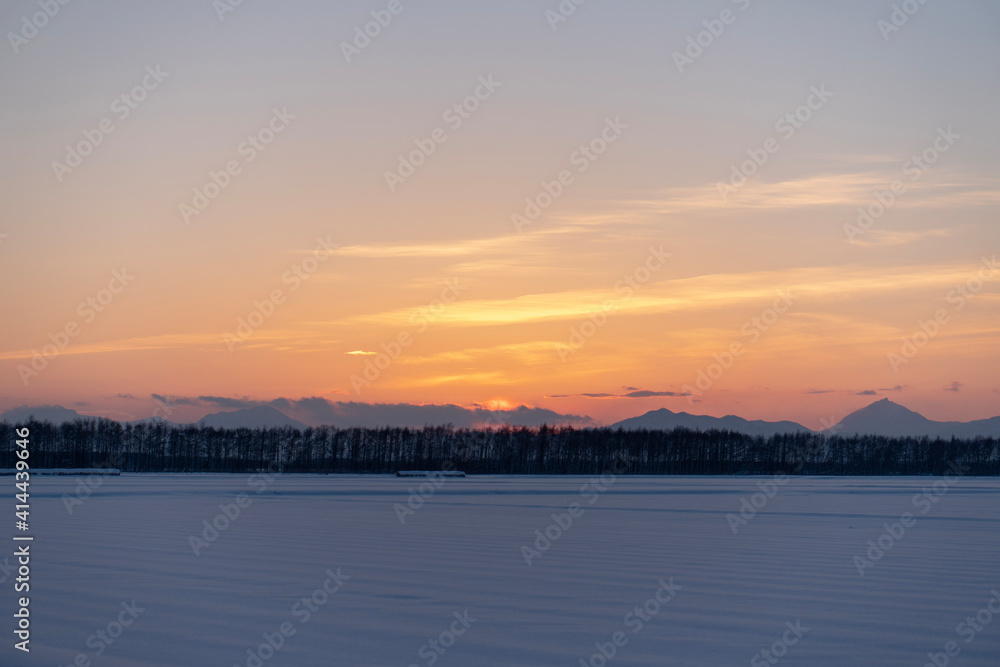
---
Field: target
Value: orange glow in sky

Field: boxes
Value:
[2,2,998,429]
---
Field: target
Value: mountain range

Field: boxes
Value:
[2,399,998,439]
[610,409,812,438]
[610,398,1000,439]
[829,398,1000,439]
[0,404,306,430]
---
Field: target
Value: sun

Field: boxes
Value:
[482,398,514,411]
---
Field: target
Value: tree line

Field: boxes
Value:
[1,419,998,475]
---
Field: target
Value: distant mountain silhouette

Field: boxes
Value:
[0,404,91,425]
[830,398,1000,438]
[612,399,1000,439]
[197,406,308,430]
[4,399,999,439]
[292,401,594,429]
[0,402,591,430]
[0,404,305,430]
[612,408,811,437]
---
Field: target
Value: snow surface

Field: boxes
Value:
[3,475,999,666]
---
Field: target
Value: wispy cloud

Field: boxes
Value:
[806,385,907,396]
[548,389,691,399]
[624,170,1000,216]
[343,260,1000,329]
[849,228,952,247]
[0,333,224,361]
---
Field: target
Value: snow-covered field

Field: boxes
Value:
[4,474,999,666]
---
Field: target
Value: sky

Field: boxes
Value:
[1,0,998,429]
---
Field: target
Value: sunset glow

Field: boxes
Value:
[2,1,997,429]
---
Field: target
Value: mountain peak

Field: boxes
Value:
[198,405,307,430]
[612,408,810,437]
[0,404,90,425]
[833,399,935,437]
[857,398,923,415]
